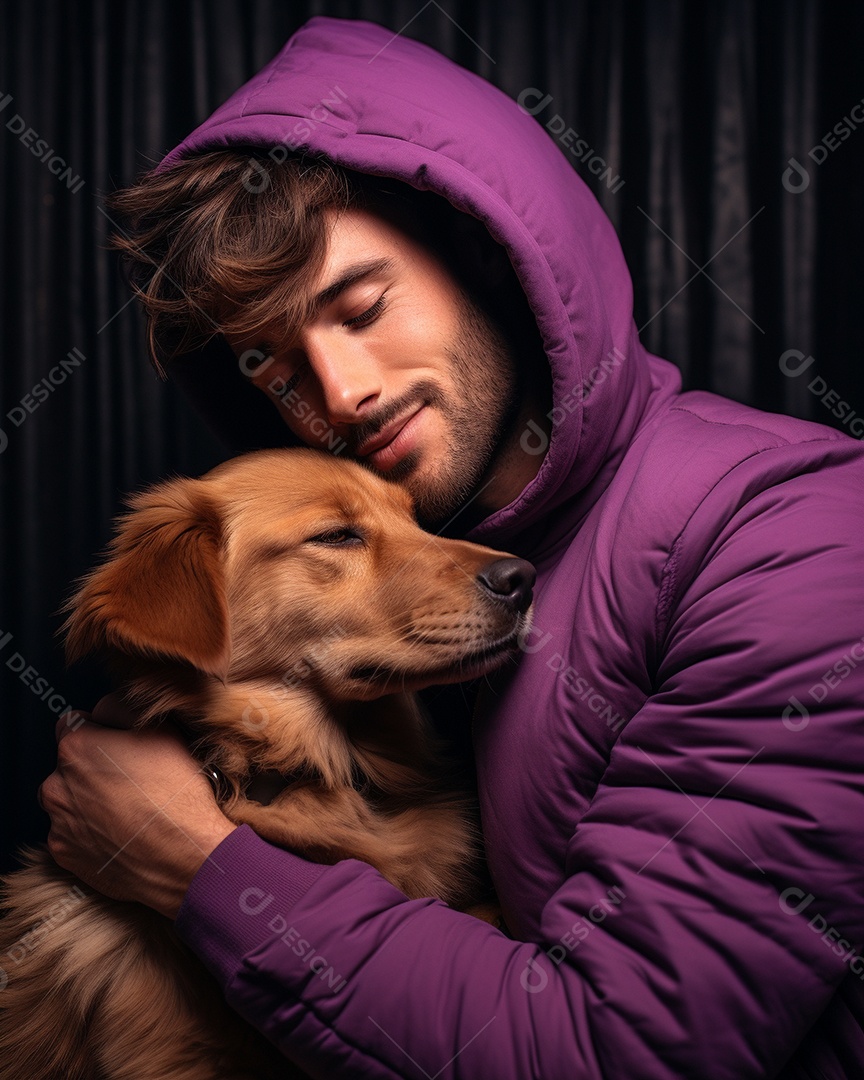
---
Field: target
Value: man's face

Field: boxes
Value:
[227,205,541,529]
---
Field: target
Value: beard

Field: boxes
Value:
[350,290,524,531]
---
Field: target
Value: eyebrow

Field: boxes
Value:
[311,256,396,315]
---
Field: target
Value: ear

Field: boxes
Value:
[63,477,229,677]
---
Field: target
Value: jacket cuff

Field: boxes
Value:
[174,824,328,988]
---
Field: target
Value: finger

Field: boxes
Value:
[55,710,91,741]
[92,692,140,730]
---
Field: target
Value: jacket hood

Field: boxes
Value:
[159,16,679,551]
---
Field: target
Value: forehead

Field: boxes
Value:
[313,204,428,288]
[210,452,415,532]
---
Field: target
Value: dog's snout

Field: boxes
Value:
[476,558,536,612]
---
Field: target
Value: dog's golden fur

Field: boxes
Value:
[0,448,532,1079]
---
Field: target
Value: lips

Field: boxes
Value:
[355,406,426,471]
[356,407,421,457]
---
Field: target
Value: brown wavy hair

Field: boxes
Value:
[105,150,428,375]
[105,148,536,380]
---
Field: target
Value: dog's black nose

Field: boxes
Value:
[477,558,536,612]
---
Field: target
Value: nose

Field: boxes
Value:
[476,558,536,613]
[303,336,382,425]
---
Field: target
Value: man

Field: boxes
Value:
[41,16,864,1078]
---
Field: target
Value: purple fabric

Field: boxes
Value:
[168,17,864,1078]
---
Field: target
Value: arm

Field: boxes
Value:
[171,457,864,1079]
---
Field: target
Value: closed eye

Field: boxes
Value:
[343,295,387,329]
[307,528,364,546]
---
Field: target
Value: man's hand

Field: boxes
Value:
[40,703,236,920]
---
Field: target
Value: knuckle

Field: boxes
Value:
[39,774,69,819]
[38,776,55,808]
[55,733,79,765]
[45,830,64,862]
[56,710,89,739]
[46,834,72,874]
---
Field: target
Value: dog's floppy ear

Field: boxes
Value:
[63,477,229,676]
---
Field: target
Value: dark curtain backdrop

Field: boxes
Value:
[2,0,862,871]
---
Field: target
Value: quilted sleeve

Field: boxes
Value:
[176,448,864,1079]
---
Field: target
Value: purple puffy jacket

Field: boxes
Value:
[161,17,864,1079]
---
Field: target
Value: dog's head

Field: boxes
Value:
[65,449,534,711]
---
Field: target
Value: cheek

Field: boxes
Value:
[375,290,462,374]
[224,572,330,673]
[403,309,457,367]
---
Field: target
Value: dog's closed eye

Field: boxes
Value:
[253,528,364,561]
[307,528,365,547]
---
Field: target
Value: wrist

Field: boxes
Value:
[155,817,237,920]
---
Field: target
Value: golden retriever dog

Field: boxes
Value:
[0,448,534,1080]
